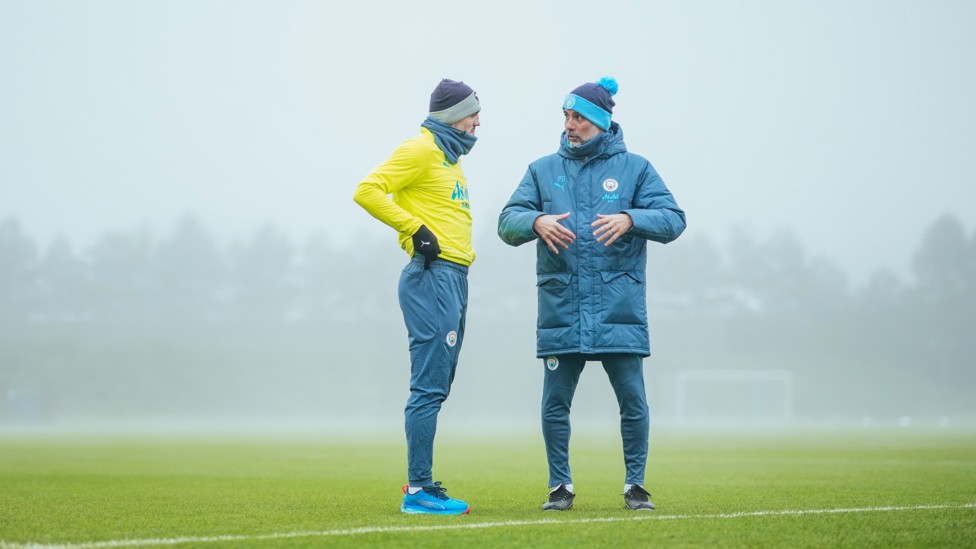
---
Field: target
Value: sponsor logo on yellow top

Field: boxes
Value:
[452,181,470,210]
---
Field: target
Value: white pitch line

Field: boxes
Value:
[2,503,974,549]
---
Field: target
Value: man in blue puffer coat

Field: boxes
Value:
[498,77,686,511]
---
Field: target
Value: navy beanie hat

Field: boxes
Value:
[429,79,480,124]
[562,77,618,130]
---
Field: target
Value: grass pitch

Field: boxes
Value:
[1,427,974,547]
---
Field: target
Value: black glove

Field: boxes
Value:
[412,224,441,268]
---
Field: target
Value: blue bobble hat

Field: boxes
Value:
[429,78,480,124]
[562,77,618,130]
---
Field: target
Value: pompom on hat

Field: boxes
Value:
[562,77,618,130]
[429,78,480,125]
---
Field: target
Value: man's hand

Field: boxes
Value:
[592,213,633,246]
[533,212,576,254]
[412,225,441,268]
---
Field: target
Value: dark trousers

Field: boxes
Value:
[541,353,649,487]
[398,255,468,487]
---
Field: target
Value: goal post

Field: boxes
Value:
[674,369,794,426]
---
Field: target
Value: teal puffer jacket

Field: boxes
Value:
[498,123,686,357]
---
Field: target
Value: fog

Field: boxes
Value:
[2,1,975,432]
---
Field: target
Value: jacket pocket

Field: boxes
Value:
[600,271,646,325]
[536,272,573,329]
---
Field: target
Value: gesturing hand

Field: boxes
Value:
[533,212,576,254]
[412,225,441,268]
[592,213,633,246]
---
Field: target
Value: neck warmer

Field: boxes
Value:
[559,129,607,160]
[421,116,477,164]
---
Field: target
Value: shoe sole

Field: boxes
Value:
[401,504,471,515]
[542,501,574,511]
[625,502,656,510]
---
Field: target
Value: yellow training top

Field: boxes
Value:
[353,128,474,266]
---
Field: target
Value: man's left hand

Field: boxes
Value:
[592,213,634,246]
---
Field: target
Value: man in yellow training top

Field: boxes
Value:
[353,78,480,515]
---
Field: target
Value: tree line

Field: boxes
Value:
[1,213,973,423]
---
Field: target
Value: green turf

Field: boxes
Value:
[1,428,974,547]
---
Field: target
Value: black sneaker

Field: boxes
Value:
[542,483,575,511]
[624,485,655,510]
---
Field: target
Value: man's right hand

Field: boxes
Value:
[412,225,441,268]
[533,212,576,254]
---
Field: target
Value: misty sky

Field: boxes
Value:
[2,0,974,284]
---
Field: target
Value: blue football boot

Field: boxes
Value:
[401,481,471,515]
